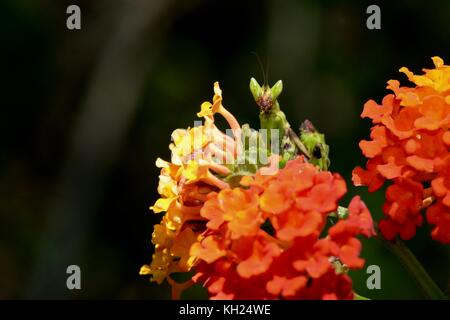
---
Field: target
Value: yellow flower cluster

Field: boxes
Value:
[140,82,241,298]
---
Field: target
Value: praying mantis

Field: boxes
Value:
[249,77,330,170]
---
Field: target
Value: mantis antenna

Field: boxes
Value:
[250,51,269,87]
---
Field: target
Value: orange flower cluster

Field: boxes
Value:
[353,57,450,243]
[191,157,375,299]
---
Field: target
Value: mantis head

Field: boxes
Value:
[249,77,283,113]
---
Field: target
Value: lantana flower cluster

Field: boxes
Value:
[353,57,450,244]
[141,82,375,299]
[191,157,375,299]
[140,83,239,295]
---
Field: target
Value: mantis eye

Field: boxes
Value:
[270,80,283,101]
[249,77,262,102]
[250,78,284,112]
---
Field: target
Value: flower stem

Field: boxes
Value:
[378,236,447,300]
[353,292,370,300]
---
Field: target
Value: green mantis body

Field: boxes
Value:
[249,77,330,170]
[299,119,330,170]
[250,78,288,147]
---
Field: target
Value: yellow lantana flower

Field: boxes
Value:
[400,56,450,93]
[387,56,450,107]
[142,82,241,298]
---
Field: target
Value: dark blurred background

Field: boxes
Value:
[1,0,449,299]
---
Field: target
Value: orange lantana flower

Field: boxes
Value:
[191,157,375,299]
[353,57,450,243]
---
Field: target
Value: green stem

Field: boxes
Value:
[378,236,447,300]
[353,292,370,300]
